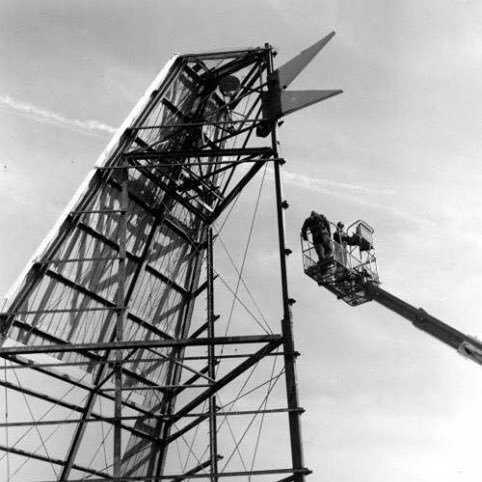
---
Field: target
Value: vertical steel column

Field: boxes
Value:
[266,44,305,481]
[206,227,219,480]
[114,168,129,480]
[3,359,10,481]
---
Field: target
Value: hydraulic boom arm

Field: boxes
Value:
[301,217,482,366]
[363,281,482,366]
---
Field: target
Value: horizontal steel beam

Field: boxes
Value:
[0,407,301,428]
[49,256,120,263]
[123,147,273,160]
[0,345,230,371]
[100,383,211,392]
[37,468,311,481]
[5,318,171,399]
[207,50,266,80]
[0,334,282,356]
[126,118,260,130]
[98,158,280,170]
[0,340,285,370]
[183,47,267,60]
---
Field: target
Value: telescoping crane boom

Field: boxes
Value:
[301,218,482,366]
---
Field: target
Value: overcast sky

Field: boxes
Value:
[2,1,482,481]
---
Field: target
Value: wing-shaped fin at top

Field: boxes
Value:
[257,32,342,134]
[275,31,336,89]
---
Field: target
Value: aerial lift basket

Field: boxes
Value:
[301,220,380,306]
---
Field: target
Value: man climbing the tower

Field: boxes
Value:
[301,211,333,266]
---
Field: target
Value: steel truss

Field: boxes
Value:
[0,37,340,481]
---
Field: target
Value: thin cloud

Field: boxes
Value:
[0,94,116,135]
[282,170,395,196]
[279,169,435,228]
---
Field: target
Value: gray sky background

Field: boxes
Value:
[2,1,482,481]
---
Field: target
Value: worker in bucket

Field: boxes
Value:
[301,211,333,266]
[333,221,347,266]
[334,223,372,252]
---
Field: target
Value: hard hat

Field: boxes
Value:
[337,221,344,228]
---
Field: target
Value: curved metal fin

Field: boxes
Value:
[275,31,336,89]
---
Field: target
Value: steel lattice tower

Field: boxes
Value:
[0,35,341,481]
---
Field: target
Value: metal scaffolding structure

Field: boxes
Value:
[0,36,340,481]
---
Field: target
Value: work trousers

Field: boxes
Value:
[313,233,333,264]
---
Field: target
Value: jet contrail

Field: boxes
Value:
[0,94,116,135]
[282,170,395,195]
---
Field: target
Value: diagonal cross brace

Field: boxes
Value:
[166,339,282,435]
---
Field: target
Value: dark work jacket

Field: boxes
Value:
[301,213,331,242]
[334,232,372,251]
